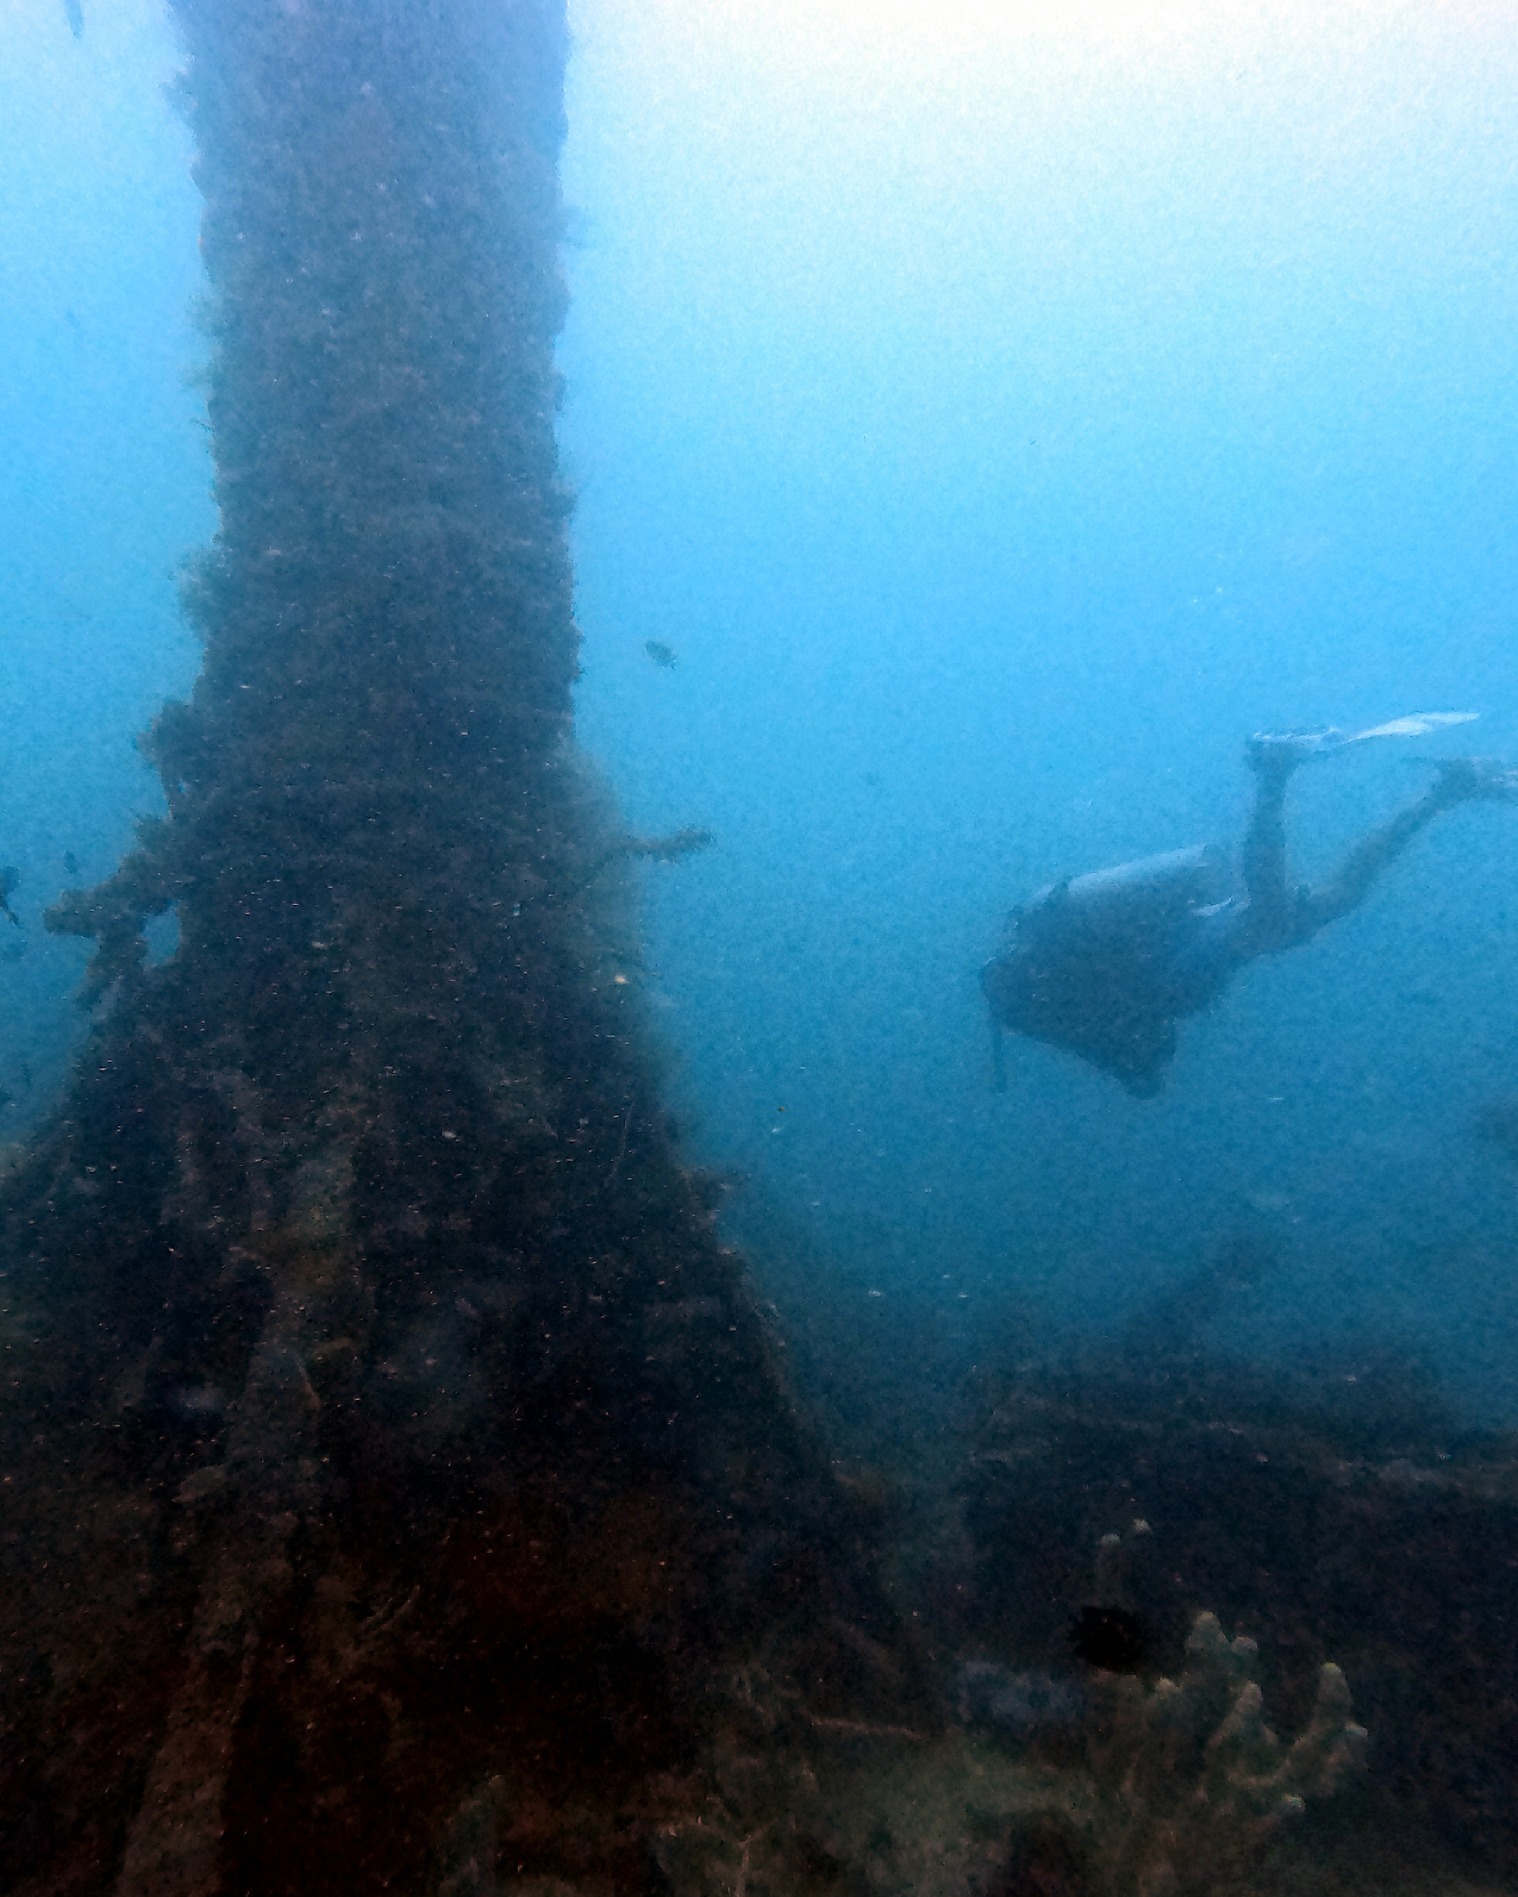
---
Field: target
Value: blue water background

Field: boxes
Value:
[5,0,1518,1422]
[0,2,207,1102]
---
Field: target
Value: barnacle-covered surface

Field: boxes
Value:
[959,1335,1518,1884]
[582,1633,1424,1897]
[0,4,915,1891]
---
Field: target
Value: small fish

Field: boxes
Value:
[0,868,18,927]
[63,850,80,878]
[644,639,678,669]
[1068,1604,1148,1673]
[63,0,83,36]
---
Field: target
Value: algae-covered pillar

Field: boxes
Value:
[0,4,902,1889]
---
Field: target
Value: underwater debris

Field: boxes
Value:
[0,6,921,1890]
[1080,1610,1366,1897]
[627,826,714,862]
[644,638,678,668]
[63,0,83,37]
[558,825,716,905]
[961,1348,1518,1876]
[0,866,18,926]
[45,815,176,1002]
[645,1651,1076,1897]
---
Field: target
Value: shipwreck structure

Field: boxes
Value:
[0,4,905,1890]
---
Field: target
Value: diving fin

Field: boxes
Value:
[1342,711,1479,744]
[1251,712,1479,770]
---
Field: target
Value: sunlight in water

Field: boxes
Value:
[621,0,1381,70]
[588,0,1510,122]
[573,0,1518,284]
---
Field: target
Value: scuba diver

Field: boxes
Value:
[982,717,1518,1098]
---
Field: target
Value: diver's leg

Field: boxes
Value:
[1236,740,1301,949]
[1295,759,1516,938]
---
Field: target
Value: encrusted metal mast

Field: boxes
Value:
[0,5,901,1889]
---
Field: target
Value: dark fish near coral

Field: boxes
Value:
[63,850,80,878]
[644,639,678,668]
[0,868,18,926]
[63,0,83,36]
[1068,1604,1148,1673]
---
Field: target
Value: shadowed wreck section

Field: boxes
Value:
[0,3,914,1891]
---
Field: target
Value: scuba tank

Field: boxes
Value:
[984,844,1231,1091]
[1012,844,1228,954]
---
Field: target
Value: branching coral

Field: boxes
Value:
[1081,1610,1367,1897]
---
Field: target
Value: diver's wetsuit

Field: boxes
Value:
[983,744,1498,1097]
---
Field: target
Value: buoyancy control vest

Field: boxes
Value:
[983,844,1236,1094]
